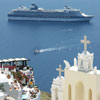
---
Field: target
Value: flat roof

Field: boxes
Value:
[0,74,8,83]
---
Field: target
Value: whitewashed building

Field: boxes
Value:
[51,36,100,100]
[0,68,22,100]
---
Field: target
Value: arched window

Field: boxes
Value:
[55,88,58,100]
[68,84,71,100]
[75,82,84,100]
[89,89,92,100]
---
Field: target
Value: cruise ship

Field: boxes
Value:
[8,4,94,22]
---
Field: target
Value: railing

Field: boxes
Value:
[0,65,16,70]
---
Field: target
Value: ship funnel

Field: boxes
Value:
[30,4,38,10]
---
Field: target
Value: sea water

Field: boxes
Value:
[0,0,100,92]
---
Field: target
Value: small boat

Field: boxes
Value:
[34,49,40,54]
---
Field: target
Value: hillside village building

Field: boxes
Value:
[0,58,40,100]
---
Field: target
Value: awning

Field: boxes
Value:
[0,58,29,63]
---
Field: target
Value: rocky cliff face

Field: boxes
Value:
[41,91,51,100]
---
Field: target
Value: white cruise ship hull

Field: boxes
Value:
[8,16,93,22]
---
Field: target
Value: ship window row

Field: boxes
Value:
[11,11,80,17]
[13,12,79,17]
[9,14,82,18]
[13,12,78,16]
[14,11,69,15]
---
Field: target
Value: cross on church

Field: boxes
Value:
[81,35,90,52]
[56,65,64,78]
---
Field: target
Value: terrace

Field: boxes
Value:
[0,58,40,100]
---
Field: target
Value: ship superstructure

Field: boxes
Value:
[8,4,94,22]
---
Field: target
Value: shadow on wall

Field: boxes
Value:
[3,83,22,100]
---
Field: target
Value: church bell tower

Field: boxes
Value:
[78,35,94,72]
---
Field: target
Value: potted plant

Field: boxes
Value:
[7,74,11,79]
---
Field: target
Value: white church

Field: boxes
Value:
[51,36,100,100]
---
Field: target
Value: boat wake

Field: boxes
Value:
[34,41,100,54]
[39,46,66,53]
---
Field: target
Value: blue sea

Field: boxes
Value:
[0,0,100,92]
